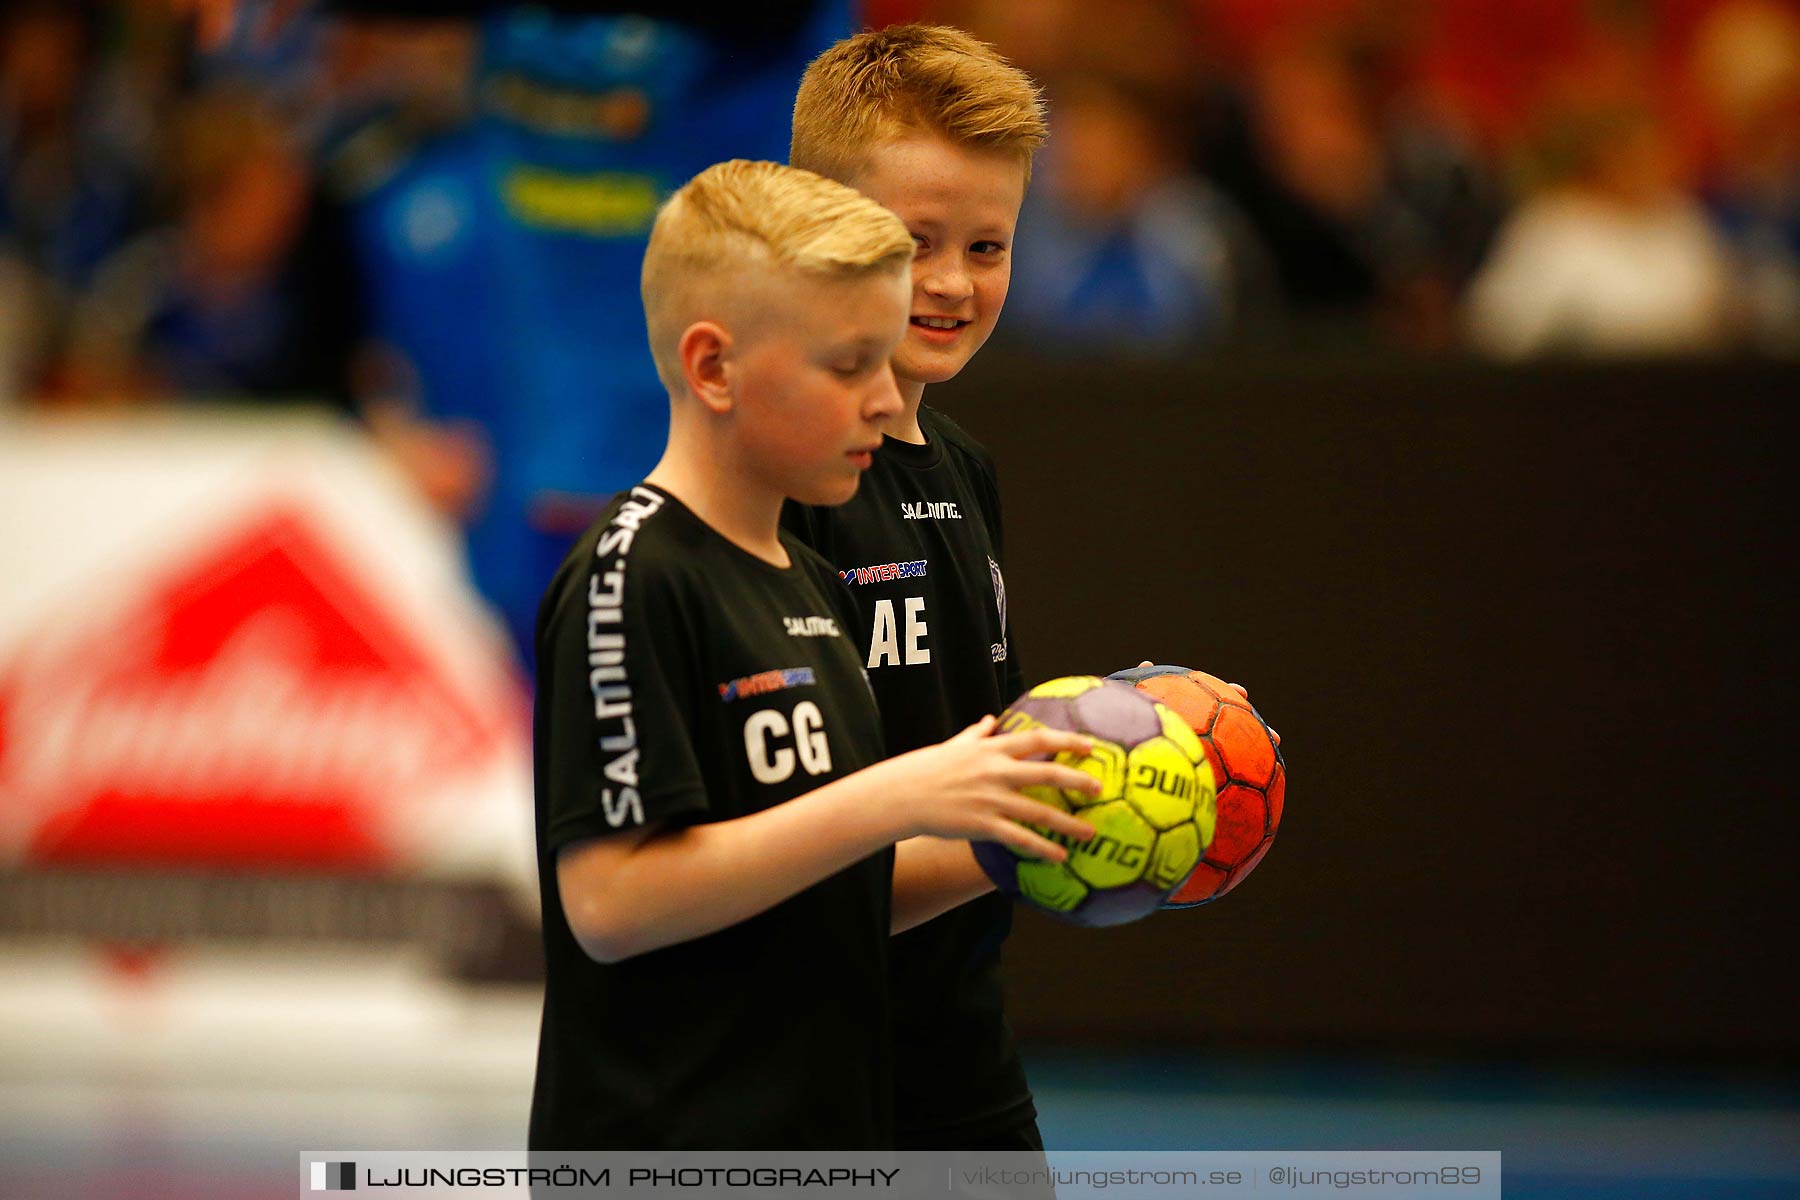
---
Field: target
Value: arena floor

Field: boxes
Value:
[2,945,1795,1199]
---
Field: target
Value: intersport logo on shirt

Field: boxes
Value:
[0,507,510,869]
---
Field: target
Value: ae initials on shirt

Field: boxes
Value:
[867,597,930,668]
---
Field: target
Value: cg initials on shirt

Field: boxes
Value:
[744,700,833,784]
[867,597,930,668]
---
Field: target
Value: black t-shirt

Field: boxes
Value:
[782,406,1031,1144]
[529,484,893,1150]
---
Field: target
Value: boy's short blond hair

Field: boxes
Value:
[790,24,1048,185]
[641,159,913,393]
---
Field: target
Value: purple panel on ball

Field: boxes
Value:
[972,839,1021,896]
[1065,881,1166,928]
[1000,694,1072,744]
[1066,882,1165,927]
[1071,680,1163,745]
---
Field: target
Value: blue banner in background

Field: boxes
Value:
[346,2,853,663]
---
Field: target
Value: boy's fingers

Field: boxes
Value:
[952,714,999,743]
[991,728,1091,759]
[999,802,1093,843]
[1011,761,1103,797]
[987,823,1070,864]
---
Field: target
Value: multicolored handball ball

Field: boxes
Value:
[973,676,1217,927]
[1109,665,1286,907]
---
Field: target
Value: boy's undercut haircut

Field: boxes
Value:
[641,159,914,392]
[790,23,1048,186]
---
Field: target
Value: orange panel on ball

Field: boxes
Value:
[1109,664,1287,908]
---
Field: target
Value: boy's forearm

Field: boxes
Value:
[559,773,911,963]
[891,837,995,933]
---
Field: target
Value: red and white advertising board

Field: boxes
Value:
[0,408,536,921]
[0,410,544,1094]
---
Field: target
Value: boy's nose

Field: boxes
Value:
[866,364,903,421]
[921,261,974,303]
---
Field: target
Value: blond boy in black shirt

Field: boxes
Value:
[784,26,1057,1151]
[530,160,1097,1150]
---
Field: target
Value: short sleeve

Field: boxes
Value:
[537,553,709,854]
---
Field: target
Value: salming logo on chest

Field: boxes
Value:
[783,615,841,638]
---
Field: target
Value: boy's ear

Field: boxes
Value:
[678,321,734,414]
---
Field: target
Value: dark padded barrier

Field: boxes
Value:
[936,352,1800,1059]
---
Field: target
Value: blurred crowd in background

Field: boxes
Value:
[932,0,1800,360]
[5,0,1799,658]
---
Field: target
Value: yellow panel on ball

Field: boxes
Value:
[998,707,1047,735]
[1067,800,1155,890]
[1017,860,1089,912]
[1147,822,1202,890]
[1028,675,1104,699]
[1158,705,1206,762]
[1060,740,1126,805]
[1007,785,1075,860]
[1125,736,1200,830]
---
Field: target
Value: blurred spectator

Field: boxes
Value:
[314,14,492,518]
[1202,10,1502,347]
[61,83,359,403]
[1688,0,1800,356]
[2,0,168,400]
[1006,72,1271,351]
[0,251,48,409]
[1463,94,1736,359]
[954,0,1202,103]
[12,0,1792,409]
[315,12,474,132]
[1,2,147,292]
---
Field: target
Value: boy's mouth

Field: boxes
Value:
[910,315,968,341]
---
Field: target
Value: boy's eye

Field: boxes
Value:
[972,240,1005,256]
[834,359,869,377]
[911,235,929,256]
